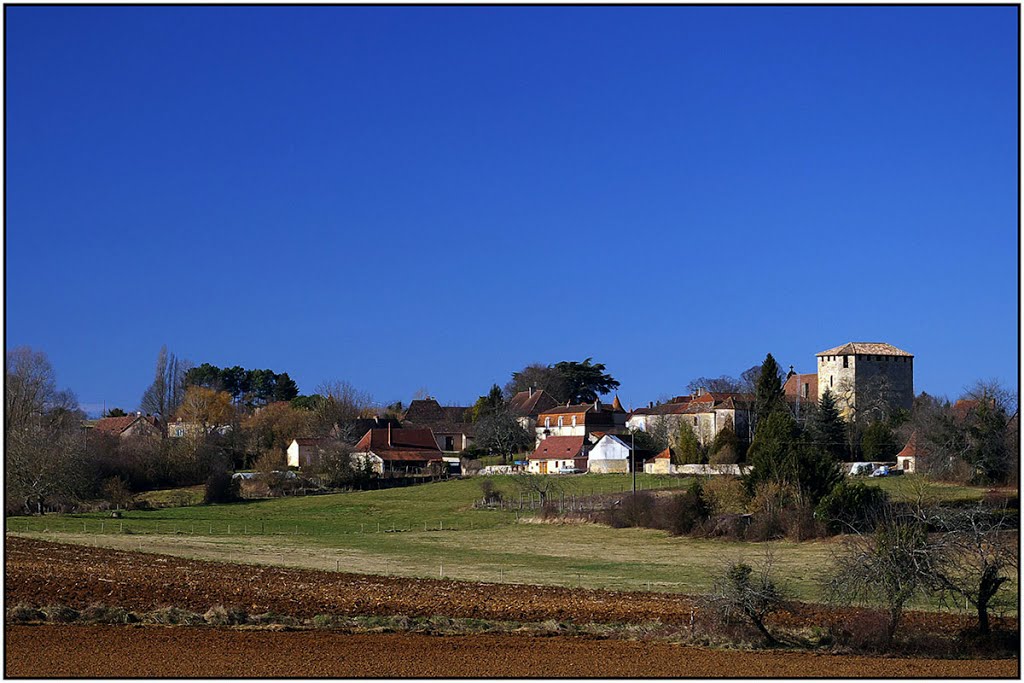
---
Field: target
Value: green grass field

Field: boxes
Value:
[7,474,1015,612]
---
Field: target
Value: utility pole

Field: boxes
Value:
[631,432,636,497]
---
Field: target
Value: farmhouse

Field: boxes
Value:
[588,434,640,474]
[89,413,162,440]
[527,435,587,474]
[507,387,561,430]
[351,425,444,474]
[402,397,475,452]
[629,390,752,446]
[535,397,627,443]
[644,447,675,474]
[287,437,335,468]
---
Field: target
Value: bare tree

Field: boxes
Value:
[474,410,533,463]
[705,551,787,645]
[924,504,1018,635]
[6,348,89,512]
[140,346,191,427]
[313,380,374,438]
[825,508,937,646]
[514,473,563,506]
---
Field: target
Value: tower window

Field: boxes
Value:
[843,356,848,368]
[830,375,834,387]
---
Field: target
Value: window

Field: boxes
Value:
[544,417,550,428]
[557,417,563,428]
[830,375,834,387]
[802,383,809,398]
[843,356,848,368]
[571,415,577,427]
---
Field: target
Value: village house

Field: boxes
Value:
[644,447,675,474]
[402,397,475,452]
[628,390,753,447]
[507,387,561,431]
[526,435,587,474]
[351,425,445,474]
[535,397,628,444]
[88,413,163,440]
[287,437,334,468]
[166,418,232,439]
[783,367,819,422]
[587,433,647,474]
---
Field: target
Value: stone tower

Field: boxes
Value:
[816,342,914,421]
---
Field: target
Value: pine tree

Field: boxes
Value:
[754,353,786,425]
[809,389,847,462]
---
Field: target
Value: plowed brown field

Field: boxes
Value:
[5,536,1012,637]
[5,626,1018,678]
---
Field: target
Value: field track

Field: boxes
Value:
[5,536,1013,635]
[5,625,1018,678]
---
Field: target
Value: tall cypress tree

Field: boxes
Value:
[809,389,847,462]
[753,353,785,425]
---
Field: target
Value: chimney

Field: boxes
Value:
[593,398,600,410]
[649,401,654,409]
[529,386,535,397]
[387,422,392,447]
[136,411,142,417]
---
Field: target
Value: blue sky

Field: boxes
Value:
[6,6,1018,416]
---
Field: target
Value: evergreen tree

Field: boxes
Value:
[709,422,742,464]
[753,353,786,425]
[744,409,798,495]
[674,423,705,464]
[809,389,847,462]
[470,384,505,422]
[861,421,900,461]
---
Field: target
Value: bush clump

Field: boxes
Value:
[8,603,44,623]
[204,470,241,504]
[815,481,888,535]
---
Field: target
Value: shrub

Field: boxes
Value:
[7,603,44,623]
[815,481,889,535]
[145,607,205,626]
[661,481,709,536]
[204,470,241,504]
[746,482,796,541]
[42,605,80,623]
[702,476,747,516]
[706,557,786,645]
[80,604,131,624]
[479,480,502,505]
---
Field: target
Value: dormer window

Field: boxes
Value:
[544,417,550,428]
[557,417,563,428]
[571,415,577,427]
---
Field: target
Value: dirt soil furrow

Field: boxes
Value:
[5,536,1014,637]
[5,625,1018,678]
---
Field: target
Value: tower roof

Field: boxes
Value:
[816,342,913,358]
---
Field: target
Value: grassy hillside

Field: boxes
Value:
[7,474,1015,611]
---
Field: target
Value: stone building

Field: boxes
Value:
[816,342,914,421]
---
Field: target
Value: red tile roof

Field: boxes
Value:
[355,427,442,453]
[529,436,586,460]
[647,447,674,462]
[896,432,919,459]
[952,398,995,422]
[93,415,160,435]
[783,373,819,403]
[508,389,560,417]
